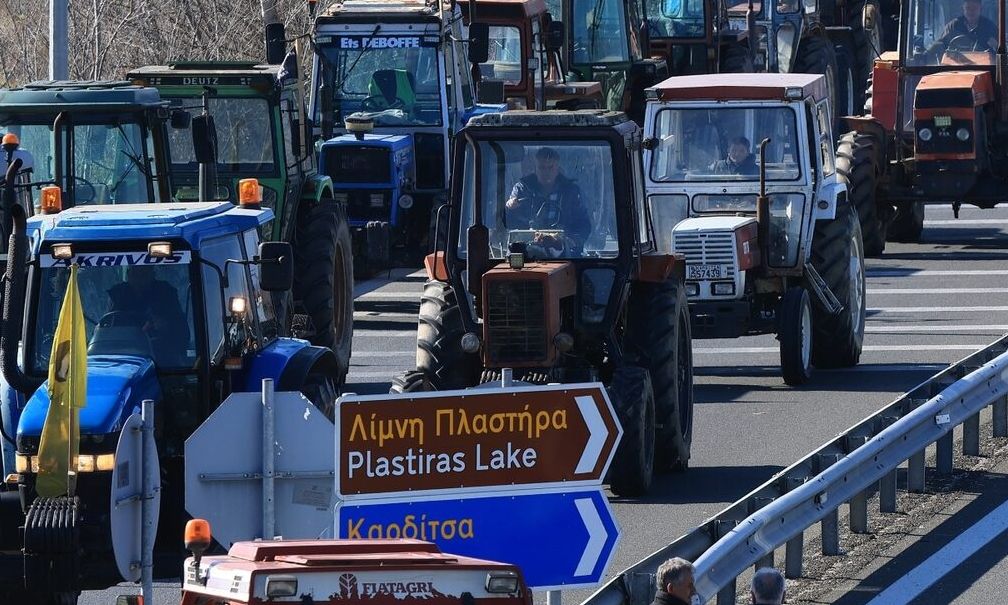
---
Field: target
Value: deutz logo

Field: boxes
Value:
[182,77,219,85]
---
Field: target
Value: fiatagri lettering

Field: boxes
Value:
[346,444,537,479]
[359,581,435,598]
[346,514,474,541]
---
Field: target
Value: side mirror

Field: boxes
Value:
[265,22,287,65]
[546,21,565,51]
[191,115,218,165]
[257,241,294,292]
[477,80,506,104]
[468,22,490,64]
[170,110,192,130]
[319,83,335,141]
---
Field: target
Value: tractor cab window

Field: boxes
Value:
[572,0,631,64]
[463,139,619,260]
[31,250,197,374]
[167,97,277,174]
[482,26,525,85]
[200,235,254,363]
[904,0,1000,66]
[645,0,708,39]
[648,105,802,183]
[317,33,444,127]
[1,116,158,207]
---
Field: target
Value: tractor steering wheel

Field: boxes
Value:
[945,34,990,53]
[71,176,97,205]
[360,95,406,112]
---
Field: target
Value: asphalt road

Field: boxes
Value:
[81,203,1008,604]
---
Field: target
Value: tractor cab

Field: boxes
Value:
[641,0,754,77]
[644,73,865,385]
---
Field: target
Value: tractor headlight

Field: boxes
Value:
[398,194,414,210]
[956,128,971,141]
[918,127,933,142]
[461,332,481,354]
[686,282,700,297]
[265,576,298,598]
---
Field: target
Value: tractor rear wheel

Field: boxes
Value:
[390,370,431,393]
[293,200,355,386]
[719,42,753,73]
[848,0,883,111]
[810,200,866,368]
[625,280,693,472]
[301,369,338,421]
[836,131,885,256]
[888,203,925,242]
[779,287,813,386]
[793,33,841,115]
[416,280,479,390]
[606,366,656,497]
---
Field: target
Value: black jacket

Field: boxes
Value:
[506,173,591,242]
[650,591,690,605]
[711,152,759,176]
[934,15,998,51]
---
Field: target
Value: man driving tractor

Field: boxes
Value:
[928,0,998,55]
[505,147,591,253]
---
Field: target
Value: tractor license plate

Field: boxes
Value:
[688,264,727,280]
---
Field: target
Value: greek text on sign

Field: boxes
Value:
[41,251,191,268]
[336,383,621,498]
[338,36,422,49]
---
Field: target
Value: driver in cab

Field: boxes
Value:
[107,267,189,364]
[505,147,591,255]
[928,0,998,56]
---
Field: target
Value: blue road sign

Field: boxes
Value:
[336,487,619,590]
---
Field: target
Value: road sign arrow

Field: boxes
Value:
[336,487,620,589]
[337,383,622,499]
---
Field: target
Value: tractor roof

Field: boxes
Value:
[647,73,828,104]
[462,0,548,17]
[27,202,271,249]
[318,0,442,19]
[128,62,282,91]
[466,109,632,128]
[0,81,164,111]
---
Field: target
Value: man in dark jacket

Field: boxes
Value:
[710,136,759,176]
[107,267,190,364]
[506,146,592,250]
[649,557,696,605]
[928,0,998,56]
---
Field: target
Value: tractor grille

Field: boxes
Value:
[485,280,547,363]
[673,232,737,277]
[340,190,391,222]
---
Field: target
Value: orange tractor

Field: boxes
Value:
[842,0,1008,255]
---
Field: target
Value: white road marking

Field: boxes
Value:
[924,218,1008,225]
[356,291,425,299]
[865,325,1008,333]
[864,498,1008,605]
[867,269,1008,277]
[574,498,607,577]
[870,305,1008,313]
[693,345,987,354]
[868,288,1008,295]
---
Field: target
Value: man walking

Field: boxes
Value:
[650,558,697,605]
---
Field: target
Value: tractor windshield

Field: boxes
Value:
[167,97,276,173]
[318,34,444,127]
[571,0,631,64]
[903,0,1001,67]
[645,0,708,38]
[459,138,619,260]
[648,105,802,183]
[483,26,525,85]
[30,251,197,373]
[0,115,159,206]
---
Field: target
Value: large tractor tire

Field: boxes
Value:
[301,368,339,421]
[836,131,886,256]
[606,366,656,497]
[793,33,841,115]
[719,42,753,73]
[779,287,813,386]
[390,370,431,393]
[625,280,693,472]
[832,42,857,119]
[415,280,480,390]
[810,200,866,368]
[888,203,925,243]
[293,200,355,386]
[848,0,884,109]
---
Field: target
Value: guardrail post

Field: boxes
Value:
[821,508,840,555]
[879,470,897,513]
[994,395,1008,438]
[937,430,954,474]
[784,530,803,579]
[850,490,869,534]
[715,520,738,605]
[908,450,926,492]
[964,412,981,456]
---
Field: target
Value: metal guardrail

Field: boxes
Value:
[580,335,1008,605]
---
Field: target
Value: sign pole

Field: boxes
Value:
[48,0,68,79]
[140,399,156,605]
[262,379,275,540]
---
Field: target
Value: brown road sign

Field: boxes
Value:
[336,383,622,499]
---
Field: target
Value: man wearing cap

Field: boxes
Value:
[929,0,998,56]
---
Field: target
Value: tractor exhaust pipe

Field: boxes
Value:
[1,158,41,397]
[755,138,771,247]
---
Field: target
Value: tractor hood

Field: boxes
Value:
[319,133,413,188]
[16,355,161,438]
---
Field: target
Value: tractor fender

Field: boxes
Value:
[241,338,338,392]
[304,173,334,204]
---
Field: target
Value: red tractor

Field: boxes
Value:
[842,0,1008,255]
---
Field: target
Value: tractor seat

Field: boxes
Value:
[369,69,417,108]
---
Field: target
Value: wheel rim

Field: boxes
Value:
[849,229,866,332]
[677,312,693,440]
[800,294,812,372]
[333,242,348,345]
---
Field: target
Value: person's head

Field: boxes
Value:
[750,568,786,605]
[535,147,562,186]
[655,557,695,601]
[963,0,982,23]
[728,136,751,164]
[126,266,155,289]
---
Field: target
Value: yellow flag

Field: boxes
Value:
[36,264,88,498]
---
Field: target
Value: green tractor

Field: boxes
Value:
[128,62,355,385]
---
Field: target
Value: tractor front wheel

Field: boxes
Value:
[888,203,925,243]
[836,131,885,256]
[779,287,813,386]
[606,366,656,497]
[416,280,479,390]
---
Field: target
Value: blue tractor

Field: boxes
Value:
[0,173,339,603]
[309,0,506,275]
